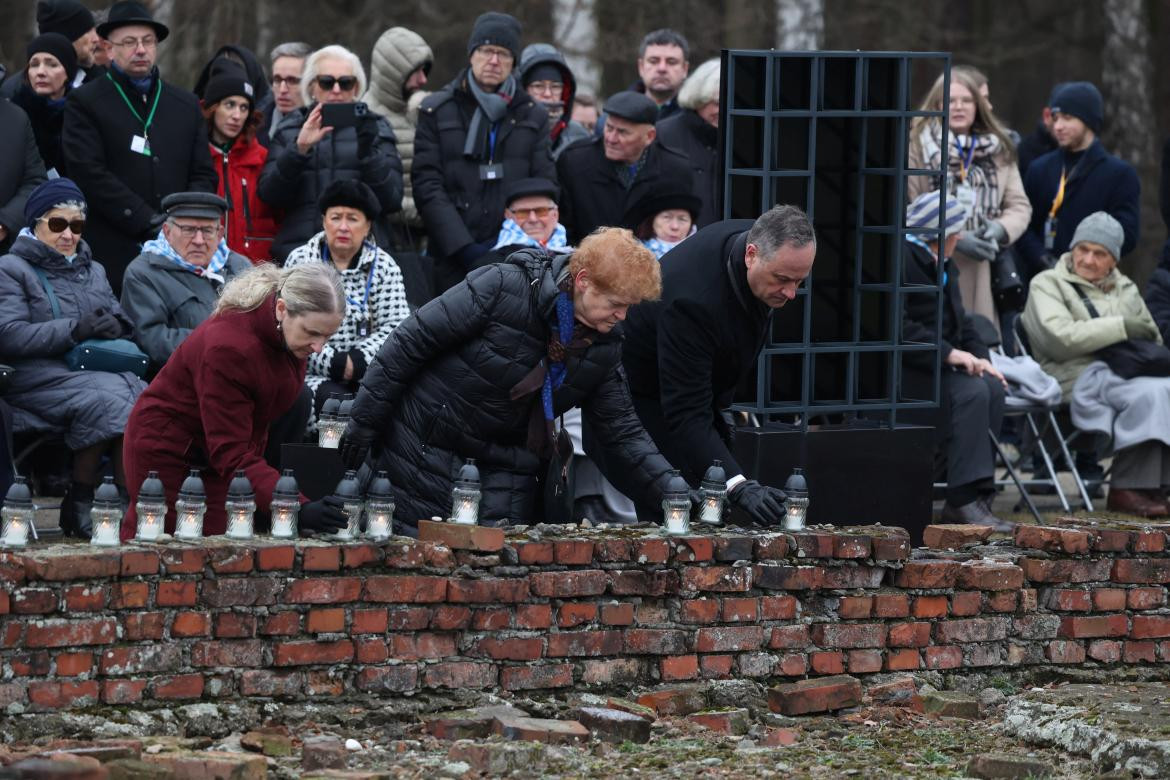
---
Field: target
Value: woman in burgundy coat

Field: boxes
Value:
[120,263,350,539]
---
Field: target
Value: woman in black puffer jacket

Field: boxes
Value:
[340,228,679,533]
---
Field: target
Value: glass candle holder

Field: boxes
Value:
[317,394,344,448]
[270,468,300,539]
[661,470,691,536]
[0,476,34,548]
[783,467,810,531]
[450,459,481,525]
[89,476,122,547]
[698,460,727,526]
[365,471,395,541]
[135,470,166,541]
[332,469,364,541]
[224,470,255,540]
[174,469,206,540]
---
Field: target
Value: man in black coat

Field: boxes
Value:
[557,91,693,245]
[616,205,815,525]
[61,1,216,296]
[413,12,556,295]
[0,101,48,254]
[339,228,679,533]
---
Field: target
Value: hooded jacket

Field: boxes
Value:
[518,43,591,160]
[363,27,433,232]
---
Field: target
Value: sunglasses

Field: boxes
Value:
[39,216,85,234]
[315,75,357,92]
[509,206,555,218]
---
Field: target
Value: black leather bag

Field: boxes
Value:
[1073,285,1170,379]
[991,247,1026,313]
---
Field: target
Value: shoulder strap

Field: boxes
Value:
[28,264,62,320]
[1070,282,1100,318]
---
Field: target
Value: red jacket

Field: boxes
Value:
[211,136,281,264]
[121,294,306,539]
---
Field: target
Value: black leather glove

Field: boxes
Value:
[339,422,378,470]
[72,308,118,341]
[1123,316,1159,341]
[356,114,378,160]
[299,495,349,534]
[729,479,788,526]
[955,233,998,262]
[93,311,123,339]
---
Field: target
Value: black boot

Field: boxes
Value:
[59,482,95,539]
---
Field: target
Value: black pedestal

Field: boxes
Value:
[733,422,935,545]
[281,443,347,501]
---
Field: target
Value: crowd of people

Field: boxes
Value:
[1,0,1169,538]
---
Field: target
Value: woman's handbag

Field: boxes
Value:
[991,247,1026,313]
[1073,285,1170,379]
[29,266,149,378]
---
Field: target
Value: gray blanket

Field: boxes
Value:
[1071,361,1170,453]
[990,351,1062,407]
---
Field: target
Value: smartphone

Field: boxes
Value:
[321,102,368,130]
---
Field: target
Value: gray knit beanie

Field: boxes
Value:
[1070,211,1123,262]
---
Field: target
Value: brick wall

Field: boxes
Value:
[0,520,1168,711]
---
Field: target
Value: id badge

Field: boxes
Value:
[1044,216,1057,251]
[130,134,151,156]
[954,182,977,220]
[479,163,504,181]
[357,317,370,338]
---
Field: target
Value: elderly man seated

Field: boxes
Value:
[487,177,568,261]
[120,192,252,370]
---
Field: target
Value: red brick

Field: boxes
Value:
[1087,639,1122,662]
[1160,641,1170,661]
[1113,558,1170,584]
[696,625,765,652]
[417,519,505,552]
[200,578,279,608]
[26,618,117,647]
[363,575,446,602]
[888,622,932,647]
[672,537,714,563]
[213,612,256,638]
[950,591,982,616]
[473,637,543,661]
[624,629,689,655]
[1,622,21,648]
[833,534,871,559]
[171,611,211,637]
[721,597,759,622]
[761,595,799,620]
[1046,640,1086,663]
[424,661,497,689]
[871,594,909,618]
[811,623,885,649]
[769,625,810,649]
[809,651,845,674]
[354,637,388,663]
[284,577,361,604]
[341,542,383,569]
[547,629,623,657]
[1060,614,1128,639]
[661,655,699,681]
[1020,588,1039,612]
[355,666,417,694]
[558,602,598,628]
[837,596,872,619]
[1092,588,1127,612]
[530,570,608,598]
[894,560,960,589]
[582,659,644,685]
[256,545,295,571]
[634,538,671,564]
[208,546,253,574]
[377,540,422,569]
[1022,558,1113,583]
[792,531,835,558]
[754,564,824,590]
[472,607,511,630]
[872,532,912,561]
[11,651,49,676]
[822,566,887,589]
[885,648,921,670]
[924,645,963,670]
[13,588,58,614]
[912,595,948,618]
[423,543,456,569]
[712,535,755,562]
[847,649,883,673]
[1129,587,1165,609]
[390,632,458,660]
[681,565,751,592]
[754,535,790,559]
[680,599,719,624]
[28,680,100,709]
[450,578,529,603]
[957,562,1024,591]
[923,524,993,548]
[151,674,204,700]
[594,538,633,562]
[190,640,265,668]
[1131,615,1170,639]
[600,602,635,626]
[698,654,734,679]
[120,550,160,576]
[273,640,354,666]
[109,582,149,609]
[24,551,120,581]
[62,584,106,611]
[777,653,808,676]
[161,548,206,574]
[260,611,300,636]
[515,604,552,629]
[1014,525,1091,554]
[1132,530,1166,553]
[515,541,554,565]
[123,611,165,640]
[1047,588,1092,612]
[769,674,862,715]
[302,546,341,571]
[100,644,181,675]
[499,664,572,690]
[935,617,1010,643]
[987,591,1017,612]
[156,580,196,607]
[306,608,346,633]
[429,605,470,630]
[1124,640,1157,663]
[101,679,146,704]
[349,608,387,634]
[608,570,680,597]
[554,540,595,565]
[305,670,344,696]
[54,652,91,677]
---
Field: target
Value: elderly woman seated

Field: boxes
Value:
[1022,211,1170,518]
[284,180,409,433]
[0,178,146,537]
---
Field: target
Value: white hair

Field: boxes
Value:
[677,58,720,111]
[300,44,367,106]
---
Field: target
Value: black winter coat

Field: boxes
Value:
[11,83,67,177]
[258,104,404,262]
[412,71,556,261]
[655,109,719,228]
[1144,265,1170,344]
[61,67,217,295]
[349,249,675,531]
[556,137,694,245]
[619,220,767,483]
[0,100,47,254]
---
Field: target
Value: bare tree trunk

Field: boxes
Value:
[255,0,276,63]
[1102,0,1155,168]
[775,0,824,51]
[552,0,601,97]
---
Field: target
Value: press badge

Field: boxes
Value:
[357,317,370,338]
[1044,216,1057,251]
[479,163,504,181]
[130,135,151,155]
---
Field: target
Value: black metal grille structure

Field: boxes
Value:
[720,50,952,428]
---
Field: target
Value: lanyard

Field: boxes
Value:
[107,73,162,136]
[488,125,499,162]
[321,240,377,312]
[1049,167,1068,219]
[952,134,976,183]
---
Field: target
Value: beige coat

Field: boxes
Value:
[1020,253,1161,397]
[908,126,1032,335]
[363,27,433,232]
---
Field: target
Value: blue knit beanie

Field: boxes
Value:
[24,177,86,228]
[1050,81,1103,134]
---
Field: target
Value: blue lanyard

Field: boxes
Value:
[952,134,976,181]
[321,240,377,312]
[906,234,948,287]
[488,125,498,161]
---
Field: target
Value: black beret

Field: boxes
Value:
[162,192,228,220]
[317,179,382,222]
[604,90,658,125]
[505,178,559,207]
[620,176,702,230]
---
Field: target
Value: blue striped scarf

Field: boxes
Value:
[142,229,230,281]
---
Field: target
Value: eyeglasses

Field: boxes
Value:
[271,75,301,88]
[315,75,357,92]
[39,216,85,234]
[508,206,556,219]
[169,222,219,240]
[110,36,157,50]
[474,46,514,63]
[527,81,564,97]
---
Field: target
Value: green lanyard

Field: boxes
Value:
[107,72,162,138]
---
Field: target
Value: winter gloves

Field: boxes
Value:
[729,479,788,526]
[298,496,349,534]
[72,308,122,342]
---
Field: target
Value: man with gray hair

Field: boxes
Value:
[613,206,816,524]
[268,41,311,137]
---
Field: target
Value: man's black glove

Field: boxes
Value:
[356,113,379,159]
[299,496,349,534]
[339,422,378,470]
[73,308,120,341]
[729,479,787,526]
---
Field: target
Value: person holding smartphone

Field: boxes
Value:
[258,44,403,263]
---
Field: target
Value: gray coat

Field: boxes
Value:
[120,250,254,367]
[0,234,144,448]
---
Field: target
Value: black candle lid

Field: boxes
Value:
[273,468,299,499]
[334,469,362,499]
[227,469,254,499]
[138,470,165,500]
[178,469,205,499]
[4,475,32,508]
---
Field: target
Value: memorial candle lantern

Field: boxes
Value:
[661,470,691,536]
[783,468,810,531]
[317,393,344,449]
[134,470,166,541]
[698,460,727,525]
[365,470,395,541]
[269,469,300,539]
[333,469,364,541]
[224,470,255,540]
[0,476,34,548]
[89,476,123,547]
[450,459,480,525]
[173,470,206,540]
